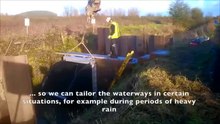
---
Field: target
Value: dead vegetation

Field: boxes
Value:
[0,25,82,86]
[0,15,219,124]
[68,41,220,124]
[0,15,179,86]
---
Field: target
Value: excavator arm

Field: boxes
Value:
[85,0,101,23]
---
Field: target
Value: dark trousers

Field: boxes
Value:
[110,39,118,57]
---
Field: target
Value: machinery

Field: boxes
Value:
[85,0,101,23]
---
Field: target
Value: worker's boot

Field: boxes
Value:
[107,51,112,57]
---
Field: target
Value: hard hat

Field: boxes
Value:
[106,17,111,22]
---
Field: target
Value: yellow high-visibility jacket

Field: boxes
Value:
[109,21,120,39]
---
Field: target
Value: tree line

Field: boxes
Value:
[63,6,140,17]
[63,0,216,29]
[169,0,215,30]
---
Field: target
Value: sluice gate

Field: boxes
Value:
[42,52,138,97]
[42,27,172,96]
[0,28,172,123]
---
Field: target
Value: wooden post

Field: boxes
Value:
[24,18,30,36]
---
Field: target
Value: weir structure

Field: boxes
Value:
[41,27,173,99]
[44,51,137,100]
[0,27,173,123]
[60,52,137,96]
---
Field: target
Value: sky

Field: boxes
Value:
[0,0,219,16]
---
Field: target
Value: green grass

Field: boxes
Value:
[120,23,178,35]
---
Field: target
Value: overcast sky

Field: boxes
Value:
[1,0,219,16]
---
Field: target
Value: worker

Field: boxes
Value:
[106,17,121,58]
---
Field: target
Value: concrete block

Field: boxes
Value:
[1,55,36,124]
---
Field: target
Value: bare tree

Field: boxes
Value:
[63,6,79,16]
[146,13,155,17]
[99,9,111,16]
[113,8,126,16]
[128,8,139,17]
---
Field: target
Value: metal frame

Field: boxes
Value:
[63,53,98,99]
